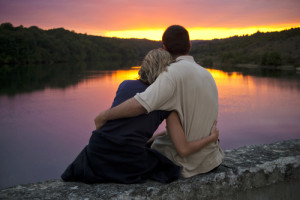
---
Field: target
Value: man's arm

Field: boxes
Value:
[94,97,147,129]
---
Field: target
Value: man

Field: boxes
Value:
[95,25,224,177]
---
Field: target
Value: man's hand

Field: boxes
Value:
[94,97,147,130]
[94,110,108,130]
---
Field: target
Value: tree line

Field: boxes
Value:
[1,22,299,68]
[0,23,161,65]
[191,28,300,67]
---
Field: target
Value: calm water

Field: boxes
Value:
[0,65,299,189]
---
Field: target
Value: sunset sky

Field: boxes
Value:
[0,0,299,40]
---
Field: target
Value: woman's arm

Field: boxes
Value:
[166,111,219,158]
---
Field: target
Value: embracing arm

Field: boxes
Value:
[166,111,219,158]
[94,97,147,129]
[95,70,175,130]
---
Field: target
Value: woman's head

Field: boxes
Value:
[139,48,172,85]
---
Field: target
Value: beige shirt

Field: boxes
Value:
[134,55,224,178]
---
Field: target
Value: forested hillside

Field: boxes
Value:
[1,22,299,68]
[0,23,161,65]
[191,28,300,67]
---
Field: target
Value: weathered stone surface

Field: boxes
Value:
[1,139,300,200]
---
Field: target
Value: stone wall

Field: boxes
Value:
[1,139,299,200]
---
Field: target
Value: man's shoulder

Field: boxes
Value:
[168,59,204,76]
[170,56,202,69]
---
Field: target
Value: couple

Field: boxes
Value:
[61,25,224,183]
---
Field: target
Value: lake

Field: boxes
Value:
[0,64,299,189]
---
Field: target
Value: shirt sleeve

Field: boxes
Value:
[134,72,176,113]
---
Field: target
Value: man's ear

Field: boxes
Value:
[162,44,167,50]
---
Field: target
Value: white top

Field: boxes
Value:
[134,55,224,177]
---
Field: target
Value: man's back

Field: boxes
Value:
[135,55,224,177]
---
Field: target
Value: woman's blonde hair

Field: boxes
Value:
[139,48,173,85]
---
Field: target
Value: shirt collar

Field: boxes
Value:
[175,55,195,63]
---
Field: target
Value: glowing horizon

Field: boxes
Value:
[102,24,299,41]
[3,22,299,41]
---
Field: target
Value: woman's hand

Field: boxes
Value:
[147,131,167,144]
[210,120,219,142]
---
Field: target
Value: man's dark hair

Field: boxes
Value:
[162,25,191,56]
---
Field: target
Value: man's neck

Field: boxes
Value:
[172,54,189,60]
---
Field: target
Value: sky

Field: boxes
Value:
[0,0,299,40]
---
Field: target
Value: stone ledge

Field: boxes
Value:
[1,139,299,200]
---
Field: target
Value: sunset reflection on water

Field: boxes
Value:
[79,67,299,151]
[0,66,299,189]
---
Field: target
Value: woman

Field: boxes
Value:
[61,49,219,184]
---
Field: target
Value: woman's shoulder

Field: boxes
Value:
[119,80,148,91]
[120,79,141,86]
[112,80,148,108]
